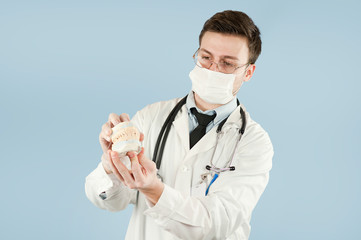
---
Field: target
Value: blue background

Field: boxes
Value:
[1,0,360,239]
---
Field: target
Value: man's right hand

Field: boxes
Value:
[99,113,130,174]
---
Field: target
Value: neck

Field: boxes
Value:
[194,92,223,111]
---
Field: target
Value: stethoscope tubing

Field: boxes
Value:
[205,125,243,196]
[152,96,187,170]
[152,94,246,195]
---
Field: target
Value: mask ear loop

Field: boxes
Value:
[232,64,251,95]
[232,85,242,96]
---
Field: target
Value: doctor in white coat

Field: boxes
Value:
[85,10,273,240]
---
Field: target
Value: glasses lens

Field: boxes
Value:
[194,51,213,69]
[194,54,202,68]
[193,50,239,73]
[194,53,206,68]
[219,61,235,74]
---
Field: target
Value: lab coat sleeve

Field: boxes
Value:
[85,108,146,212]
[143,173,269,239]
[85,162,138,212]
[143,123,273,239]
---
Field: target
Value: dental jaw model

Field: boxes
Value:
[111,122,142,169]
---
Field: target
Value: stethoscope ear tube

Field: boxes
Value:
[153,95,246,184]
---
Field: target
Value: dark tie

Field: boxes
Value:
[190,108,216,149]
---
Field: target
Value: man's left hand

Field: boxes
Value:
[109,148,164,205]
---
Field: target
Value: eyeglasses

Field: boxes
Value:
[193,49,249,74]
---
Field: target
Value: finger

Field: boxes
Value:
[108,113,121,127]
[137,148,156,173]
[99,134,112,154]
[129,151,145,184]
[132,148,146,169]
[111,151,135,187]
[101,122,112,139]
[101,152,113,174]
[137,147,145,161]
[137,147,147,165]
[136,148,146,170]
[107,150,125,183]
[119,113,130,122]
[127,151,139,167]
[139,132,144,142]
[100,130,111,143]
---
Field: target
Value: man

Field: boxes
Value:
[85,10,273,239]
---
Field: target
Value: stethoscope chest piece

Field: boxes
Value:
[152,94,247,195]
[206,165,236,172]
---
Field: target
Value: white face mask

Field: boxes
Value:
[189,65,238,104]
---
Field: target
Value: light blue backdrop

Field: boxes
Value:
[1,0,360,239]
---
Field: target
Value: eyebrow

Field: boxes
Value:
[199,48,239,61]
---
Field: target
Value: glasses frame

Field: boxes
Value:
[193,49,250,74]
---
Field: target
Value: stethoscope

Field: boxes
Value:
[152,94,247,195]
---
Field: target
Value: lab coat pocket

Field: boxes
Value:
[191,182,207,197]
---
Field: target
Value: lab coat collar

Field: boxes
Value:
[188,104,244,157]
[186,90,238,126]
[173,99,245,159]
[226,103,246,127]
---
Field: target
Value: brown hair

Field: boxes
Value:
[199,10,262,64]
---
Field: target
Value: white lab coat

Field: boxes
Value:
[85,97,273,240]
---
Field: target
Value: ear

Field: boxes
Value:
[244,64,256,82]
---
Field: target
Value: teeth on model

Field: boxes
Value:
[110,121,142,157]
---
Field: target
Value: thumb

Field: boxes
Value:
[138,148,156,171]
[137,147,146,165]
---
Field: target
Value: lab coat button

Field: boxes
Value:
[182,166,188,172]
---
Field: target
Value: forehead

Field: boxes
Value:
[200,31,249,61]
